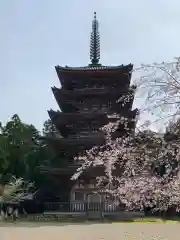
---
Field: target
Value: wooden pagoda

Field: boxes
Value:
[40,12,138,205]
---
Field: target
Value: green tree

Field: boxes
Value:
[0,114,50,187]
[43,119,60,137]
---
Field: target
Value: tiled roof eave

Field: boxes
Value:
[55,64,133,72]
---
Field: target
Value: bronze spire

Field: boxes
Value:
[90,12,100,65]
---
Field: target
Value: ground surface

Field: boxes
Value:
[0,222,179,240]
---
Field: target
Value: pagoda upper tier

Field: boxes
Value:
[55,64,133,89]
[48,62,137,154]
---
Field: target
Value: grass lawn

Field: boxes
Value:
[133,217,180,223]
[1,214,180,223]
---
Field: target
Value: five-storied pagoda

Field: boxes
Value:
[40,12,138,206]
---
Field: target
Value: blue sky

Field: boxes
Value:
[1,0,180,131]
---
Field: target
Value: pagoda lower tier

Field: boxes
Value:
[44,127,137,156]
[43,133,106,155]
[40,164,78,176]
[39,161,125,185]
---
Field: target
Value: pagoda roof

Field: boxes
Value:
[48,110,116,136]
[52,86,135,98]
[39,163,124,179]
[55,63,133,72]
[52,87,136,112]
[52,86,136,113]
[39,164,104,177]
[48,109,137,128]
[39,165,79,176]
[48,109,109,123]
[43,134,106,154]
[45,134,105,146]
[55,64,133,85]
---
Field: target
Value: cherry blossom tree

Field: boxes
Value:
[72,116,180,213]
[72,57,180,214]
[134,57,180,130]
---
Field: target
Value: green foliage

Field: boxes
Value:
[0,114,52,188]
[43,119,61,137]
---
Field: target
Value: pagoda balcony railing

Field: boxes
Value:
[53,86,135,99]
[72,85,136,92]
[44,201,126,213]
[61,88,134,96]
[73,86,105,91]
[67,132,104,140]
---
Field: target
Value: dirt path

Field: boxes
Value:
[0,222,179,239]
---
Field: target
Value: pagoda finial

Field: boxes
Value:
[90,12,100,65]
